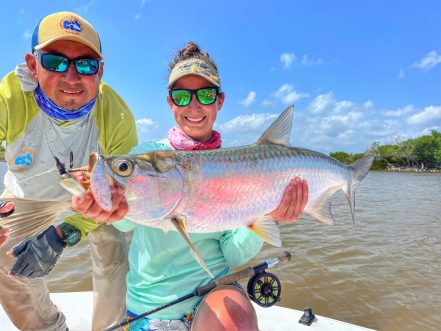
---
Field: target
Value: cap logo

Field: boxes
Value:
[61,18,82,33]
[191,64,199,73]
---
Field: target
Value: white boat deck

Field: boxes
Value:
[0,291,376,331]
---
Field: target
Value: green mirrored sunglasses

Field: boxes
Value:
[169,87,219,107]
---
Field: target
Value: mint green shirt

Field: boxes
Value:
[113,141,264,319]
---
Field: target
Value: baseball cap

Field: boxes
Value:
[168,58,221,89]
[31,11,103,59]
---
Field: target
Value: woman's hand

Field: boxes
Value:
[268,177,308,223]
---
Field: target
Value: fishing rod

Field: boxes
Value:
[104,251,291,331]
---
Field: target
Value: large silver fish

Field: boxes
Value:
[88,106,374,248]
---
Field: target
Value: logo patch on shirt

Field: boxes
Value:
[9,148,35,171]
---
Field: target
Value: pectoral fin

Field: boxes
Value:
[170,215,214,278]
[248,216,282,247]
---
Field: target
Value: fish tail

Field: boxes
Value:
[349,155,375,185]
[344,155,375,222]
[248,216,282,247]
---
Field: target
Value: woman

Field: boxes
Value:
[74,42,308,331]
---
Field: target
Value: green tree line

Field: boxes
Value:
[330,130,441,171]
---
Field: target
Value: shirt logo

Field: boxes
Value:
[9,148,34,171]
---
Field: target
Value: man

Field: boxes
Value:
[0,11,137,330]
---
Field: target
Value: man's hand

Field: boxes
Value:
[69,167,128,223]
[6,225,65,278]
[71,185,128,224]
[268,177,308,222]
[0,200,15,218]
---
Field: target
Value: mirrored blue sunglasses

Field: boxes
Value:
[35,52,101,75]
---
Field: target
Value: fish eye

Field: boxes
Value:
[111,159,134,177]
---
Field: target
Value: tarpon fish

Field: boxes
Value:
[88,105,373,235]
[63,106,374,276]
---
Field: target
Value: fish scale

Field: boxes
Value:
[167,144,351,232]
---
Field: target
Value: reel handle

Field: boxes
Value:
[196,251,291,297]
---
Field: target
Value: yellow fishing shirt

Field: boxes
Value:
[0,69,138,236]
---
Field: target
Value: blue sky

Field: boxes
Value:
[1,1,440,153]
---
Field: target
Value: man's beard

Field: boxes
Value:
[60,99,82,111]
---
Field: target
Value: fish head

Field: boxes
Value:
[93,151,184,221]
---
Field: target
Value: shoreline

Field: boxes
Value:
[375,168,441,173]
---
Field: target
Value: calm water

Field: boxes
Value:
[1,165,440,330]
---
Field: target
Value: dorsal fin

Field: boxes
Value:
[257,106,294,146]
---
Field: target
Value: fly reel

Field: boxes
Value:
[247,271,281,307]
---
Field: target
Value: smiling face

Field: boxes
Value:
[167,75,224,142]
[25,40,103,110]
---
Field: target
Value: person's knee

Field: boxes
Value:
[192,286,258,331]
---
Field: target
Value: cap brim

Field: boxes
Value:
[167,72,221,89]
[34,35,104,60]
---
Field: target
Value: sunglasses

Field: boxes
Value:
[169,87,219,107]
[35,52,101,75]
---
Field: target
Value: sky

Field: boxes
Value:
[1,0,440,154]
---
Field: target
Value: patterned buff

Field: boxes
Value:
[34,85,96,121]
[167,126,222,151]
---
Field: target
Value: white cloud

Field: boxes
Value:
[74,1,96,15]
[398,69,405,79]
[407,105,441,125]
[272,84,309,105]
[262,99,276,108]
[384,105,414,117]
[308,92,335,114]
[134,14,141,20]
[219,113,279,146]
[280,52,296,69]
[364,101,374,109]
[220,90,439,154]
[301,55,323,66]
[23,29,32,39]
[411,51,441,71]
[18,8,25,23]
[220,113,278,132]
[136,118,158,132]
[239,91,256,107]
[334,100,355,113]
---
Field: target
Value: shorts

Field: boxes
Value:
[122,309,193,331]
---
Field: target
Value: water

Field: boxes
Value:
[1,165,440,330]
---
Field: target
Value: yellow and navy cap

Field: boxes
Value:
[168,58,221,89]
[31,11,103,59]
